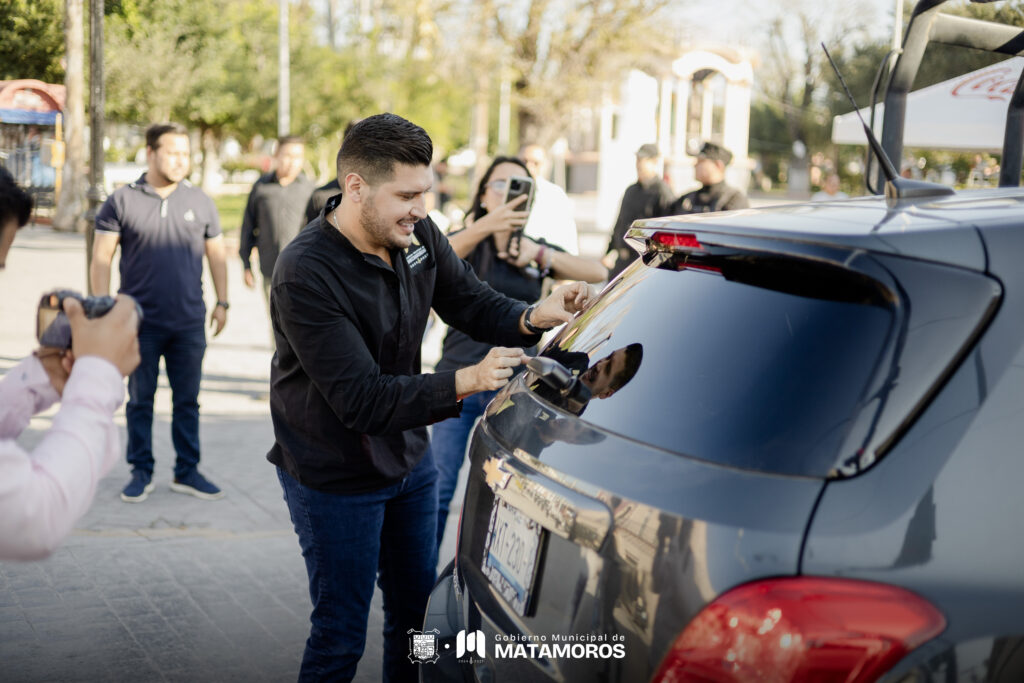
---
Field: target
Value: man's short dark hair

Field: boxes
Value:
[336,113,433,186]
[145,122,189,151]
[277,135,304,150]
[0,166,33,228]
[609,343,644,393]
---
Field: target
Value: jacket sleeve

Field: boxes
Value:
[723,189,750,211]
[608,186,636,254]
[427,222,541,348]
[273,277,462,436]
[238,184,259,270]
[0,357,124,561]
[304,192,321,225]
[658,182,677,216]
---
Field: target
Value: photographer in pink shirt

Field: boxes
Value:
[0,168,141,561]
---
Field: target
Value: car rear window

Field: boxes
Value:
[530,256,896,478]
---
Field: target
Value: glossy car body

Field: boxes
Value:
[422,189,1024,682]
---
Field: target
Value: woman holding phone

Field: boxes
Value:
[433,156,606,551]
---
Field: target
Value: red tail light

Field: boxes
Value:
[652,232,702,250]
[651,577,946,683]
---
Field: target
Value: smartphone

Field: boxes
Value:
[504,175,535,213]
[505,175,535,257]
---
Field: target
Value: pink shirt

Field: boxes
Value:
[0,355,124,561]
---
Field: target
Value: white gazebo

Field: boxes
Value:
[593,48,754,233]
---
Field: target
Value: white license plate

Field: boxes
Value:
[481,498,543,616]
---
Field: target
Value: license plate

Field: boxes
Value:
[481,498,543,616]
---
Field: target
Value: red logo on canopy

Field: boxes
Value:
[950,65,1020,101]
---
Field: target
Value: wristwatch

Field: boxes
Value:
[216,300,230,310]
[523,304,553,334]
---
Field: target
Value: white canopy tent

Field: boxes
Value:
[832,57,1024,151]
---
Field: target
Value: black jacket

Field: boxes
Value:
[239,171,314,278]
[267,196,539,493]
[669,180,749,215]
[304,178,341,225]
[607,178,675,278]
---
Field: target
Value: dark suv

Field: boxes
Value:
[424,188,1024,681]
[423,3,1024,681]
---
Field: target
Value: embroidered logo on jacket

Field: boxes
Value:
[405,233,429,270]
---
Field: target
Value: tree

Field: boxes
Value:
[462,0,678,146]
[751,0,879,194]
[53,0,87,233]
[0,0,65,81]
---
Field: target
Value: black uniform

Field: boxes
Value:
[238,171,314,280]
[669,180,749,215]
[304,178,341,224]
[267,194,540,493]
[607,178,675,278]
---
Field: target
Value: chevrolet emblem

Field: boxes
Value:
[483,457,511,492]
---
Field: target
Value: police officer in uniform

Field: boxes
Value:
[604,143,676,279]
[670,141,749,215]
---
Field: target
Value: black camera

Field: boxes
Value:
[36,289,143,350]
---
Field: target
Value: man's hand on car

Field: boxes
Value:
[524,281,592,332]
[455,346,528,399]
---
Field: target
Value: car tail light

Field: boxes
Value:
[652,232,702,250]
[651,577,946,683]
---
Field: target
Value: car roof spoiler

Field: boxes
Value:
[880,0,1024,188]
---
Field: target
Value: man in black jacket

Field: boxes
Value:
[670,141,749,216]
[269,113,590,682]
[239,135,313,305]
[604,143,675,278]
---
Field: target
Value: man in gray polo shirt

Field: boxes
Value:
[91,122,229,503]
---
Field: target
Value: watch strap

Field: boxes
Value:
[523,304,552,334]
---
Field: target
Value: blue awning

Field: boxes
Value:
[0,108,58,125]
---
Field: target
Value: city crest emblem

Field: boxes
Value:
[407,627,440,664]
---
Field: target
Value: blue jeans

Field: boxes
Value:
[126,321,206,478]
[277,450,439,683]
[432,389,496,549]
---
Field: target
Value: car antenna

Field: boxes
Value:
[822,43,953,201]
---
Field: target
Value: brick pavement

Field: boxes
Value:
[0,225,396,682]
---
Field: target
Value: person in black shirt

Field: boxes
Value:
[303,176,340,225]
[433,156,606,550]
[604,143,675,279]
[303,119,361,223]
[268,114,592,682]
[669,141,749,216]
[239,135,313,306]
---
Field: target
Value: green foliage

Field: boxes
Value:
[101,0,470,161]
[213,192,247,235]
[0,0,65,82]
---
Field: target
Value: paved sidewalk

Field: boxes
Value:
[0,226,397,682]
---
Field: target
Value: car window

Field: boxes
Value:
[530,259,896,477]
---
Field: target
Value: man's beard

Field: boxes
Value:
[360,198,406,250]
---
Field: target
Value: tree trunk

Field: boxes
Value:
[470,71,490,188]
[200,127,221,195]
[517,107,542,148]
[54,0,87,234]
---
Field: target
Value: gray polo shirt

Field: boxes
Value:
[95,174,221,329]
